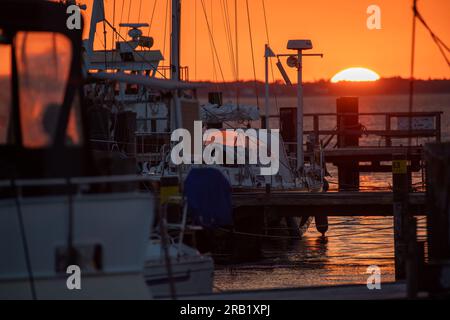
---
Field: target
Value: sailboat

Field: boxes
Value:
[83,0,215,298]
[83,0,326,258]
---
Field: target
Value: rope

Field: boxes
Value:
[415,6,450,67]
[217,217,427,240]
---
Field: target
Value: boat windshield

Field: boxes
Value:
[13,31,82,148]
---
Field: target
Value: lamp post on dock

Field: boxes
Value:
[285,40,322,172]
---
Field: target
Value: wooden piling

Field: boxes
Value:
[336,97,360,191]
[406,217,418,298]
[392,153,409,280]
[424,142,450,295]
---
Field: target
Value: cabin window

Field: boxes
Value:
[14,32,81,147]
[0,43,11,144]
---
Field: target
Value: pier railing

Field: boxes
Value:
[301,111,442,147]
[157,65,190,81]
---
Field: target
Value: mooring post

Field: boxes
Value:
[406,217,418,298]
[424,142,450,296]
[392,153,409,280]
[336,97,360,191]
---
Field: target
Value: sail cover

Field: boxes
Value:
[184,168,233,228]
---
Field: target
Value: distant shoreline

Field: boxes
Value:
[1,76,448,97]
[195,77,450,97]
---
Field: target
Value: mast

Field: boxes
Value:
[235,0,239,106]
[87,0,105,56]
[170,0,182,130]
[171,0,181,81]
[296,49,304,171]
[264,44,275,130]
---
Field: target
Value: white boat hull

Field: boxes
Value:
[144,242,214,299]
[0,190,155,299]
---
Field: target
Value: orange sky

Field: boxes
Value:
[1,0,448,82]
[84,0,449,82]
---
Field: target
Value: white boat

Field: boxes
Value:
[0,1,156,299]
[0,177,155,300]
[144,239,214,299]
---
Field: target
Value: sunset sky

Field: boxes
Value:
[1,1,448,82]
[80,0,449,82]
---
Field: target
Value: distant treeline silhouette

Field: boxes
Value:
[196,77,450,98]
[0,76,448,100]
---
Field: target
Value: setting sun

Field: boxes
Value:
[331,67,381,83]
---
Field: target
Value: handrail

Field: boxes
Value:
[0,175,158,188]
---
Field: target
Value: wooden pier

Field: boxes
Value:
[278,97,442,191]
[232,191,426,216]
[224,98,447,296]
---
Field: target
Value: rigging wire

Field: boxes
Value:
[137,0,143,22]
[112,0,116,47]
[102,19,108,69]
[407,0,417,148]
[245,0,260,108]
[118,0,125,37]
[222,0,241,103]
[12,181,36,300]
[415,6,450,67]
[261,0,279,114]
[147,0,159,37]
[126,0,132,25]
[209,0,218,83]
[200,0,226,83]
[194,0,197,80]
[220,0,237,82]
[162,0,169,63]
[235,0,239,105]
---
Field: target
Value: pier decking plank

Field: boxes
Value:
[321,146,423,162]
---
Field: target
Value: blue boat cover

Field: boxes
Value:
[184,168,233,228]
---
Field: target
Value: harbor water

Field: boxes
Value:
[214,93,449,291]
